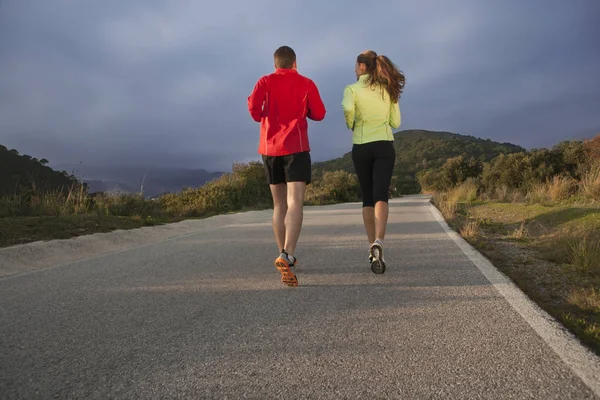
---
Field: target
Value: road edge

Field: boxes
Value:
[429,201,600,397]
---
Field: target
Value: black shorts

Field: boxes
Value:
[261,151,312,185]
[352,140,395,207]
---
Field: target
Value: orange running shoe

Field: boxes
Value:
[274,251,298,287]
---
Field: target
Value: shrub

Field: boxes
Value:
[525,183,550,205]
[0,194,25,217]
[460,220,480,240]
[482,150,564,192]
[569,233,600,276]
[511,219,530,239]
[306,170,360,205]
[230,161,273,208]
[581,162,600,201]
[567,287,600,312]
[433,192,458,219]
[160,162,273,216]
[418,156,482,193]
[494,185,510,202]
[552,140,587,179]
[583,134,600,166]
[448,179,479,203]
[418,169,445,193]
[547,175,576,201]
[510,190,526,203]
[94,193,160,217]
[321,171,360,202]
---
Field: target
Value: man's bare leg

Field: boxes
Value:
[283,182,307,257]
[269,184,287,251]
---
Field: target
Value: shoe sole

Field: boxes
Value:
[275,257,298,287]
[369,244,386,275]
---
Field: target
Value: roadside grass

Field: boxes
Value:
[581,163,600,201]
[459,219,480,240]
[433,188,600,355]
[0,215,186,248]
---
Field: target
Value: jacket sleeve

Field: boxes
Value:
[389,100,401,129]
[341,86,355,130]
[247,77,267,122]
[306,80,326,121]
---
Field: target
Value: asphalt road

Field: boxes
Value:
[1,196,598,399]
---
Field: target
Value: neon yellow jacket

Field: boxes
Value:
[342,74,401,144]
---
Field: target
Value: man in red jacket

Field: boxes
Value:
[248,45,326,287]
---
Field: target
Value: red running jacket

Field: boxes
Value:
[248,68,326,156]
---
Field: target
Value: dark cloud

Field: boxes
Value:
[1,0,599,173]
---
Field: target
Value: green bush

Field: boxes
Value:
[418,156,482,193]
[160,162,273,216]
[441,156,483,188]
[306,170,360,205]
[417,169,445,193]
[552,140,587,179]
[481,149,571,192]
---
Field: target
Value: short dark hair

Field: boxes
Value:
[274,46,296,69]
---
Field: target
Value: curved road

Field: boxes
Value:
[1,196,598,399]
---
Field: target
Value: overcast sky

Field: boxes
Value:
[1,0,599,172]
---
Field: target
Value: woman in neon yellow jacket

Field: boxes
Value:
[342,50,405,274]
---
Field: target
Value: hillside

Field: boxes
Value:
[313,130,525,194]
[0,145,79,196]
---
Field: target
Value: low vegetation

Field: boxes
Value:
[430,133,600,354]
[0,129,537,240]
[0,154,361,247]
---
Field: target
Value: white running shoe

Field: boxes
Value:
[369,239,386,274]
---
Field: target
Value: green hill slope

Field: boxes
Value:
[313,130,525,194]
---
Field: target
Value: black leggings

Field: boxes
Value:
[352,140,396,208]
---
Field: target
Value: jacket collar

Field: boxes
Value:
[275,68,298,74]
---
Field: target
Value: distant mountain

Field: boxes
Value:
[53,165,225,198]
[313,130,525,194]
[0,144,79,196]
[85,180,136,194]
